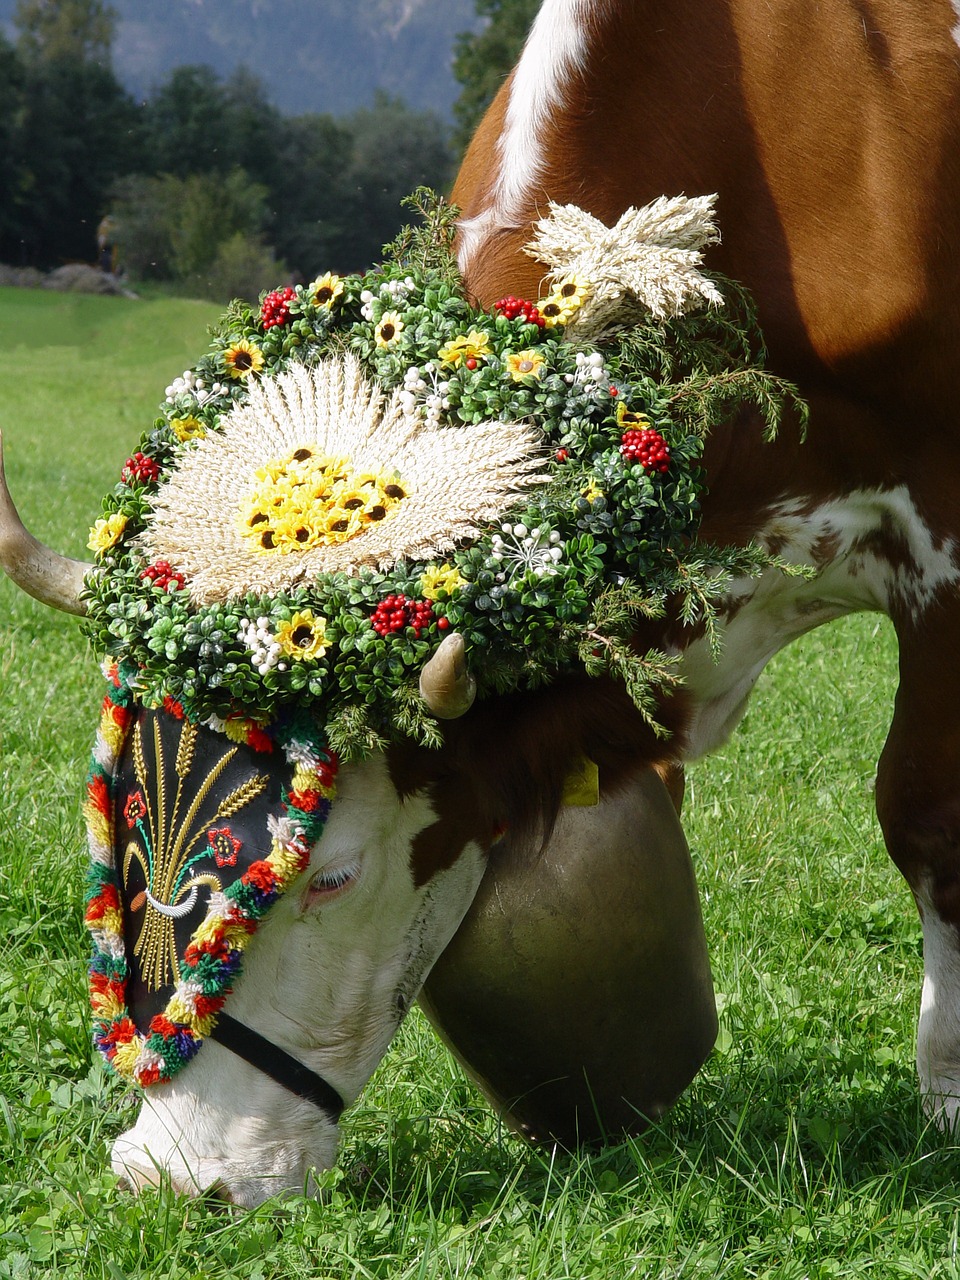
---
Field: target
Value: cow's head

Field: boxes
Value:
[109,743,491,1206]
[1,428,659,1206]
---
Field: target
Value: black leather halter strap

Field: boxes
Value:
[208,1012,345,1122]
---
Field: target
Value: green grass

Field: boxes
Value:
[2,287,959,1278]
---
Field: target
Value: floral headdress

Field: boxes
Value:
[81,191,802,761]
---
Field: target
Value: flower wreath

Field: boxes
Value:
[81,192,802,761]
[84,660,338,1086]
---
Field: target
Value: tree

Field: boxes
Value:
[335,94,454,270]
[14,0,116,65]
[268,112,355,277]
[141,66,232,179]
[0,35,26,258]
[451,0,539,151]
[2,0,139,268]
[110,168,284,302]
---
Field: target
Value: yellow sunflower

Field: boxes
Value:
[223,338,265,380]
[616,403,651,429]
[420,563,466,600]
[170,415,206,442]
[374,311,404,348]
[310,272,343,310]
[582,478,604,504]
[539,274,592,327]
[87,512,128,555]
[276,610,329,661]
[505,350,546,382]
[437,329,492,368]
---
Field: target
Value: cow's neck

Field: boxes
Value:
[454,0,960,764]
[455,0,960,410]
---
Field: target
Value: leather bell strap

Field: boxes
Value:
[208,1012,345,1122]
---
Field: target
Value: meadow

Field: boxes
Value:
[0,286,958,1278]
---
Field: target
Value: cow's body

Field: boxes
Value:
[453,0,960,1117]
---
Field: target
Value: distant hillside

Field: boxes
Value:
[0,0,483,119]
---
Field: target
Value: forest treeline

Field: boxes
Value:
[0,0,538,299]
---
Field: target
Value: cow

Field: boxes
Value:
[2,0,960,1208]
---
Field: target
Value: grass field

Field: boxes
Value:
[1,286,958,1278]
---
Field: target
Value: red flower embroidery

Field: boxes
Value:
[163,696,185,720]
[208,827,241,868]
[123,791,147,828]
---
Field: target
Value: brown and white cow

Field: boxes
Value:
[454,0,960,1112]
[3,0,960,1206]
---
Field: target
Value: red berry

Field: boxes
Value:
[121,451,160,485]
[261,285,296,330]
[493,296,545,328]
[437,616,450,631]
[140,560,185,590]
[555,448,569,462]
[465,357,478,370]
[371,593,434,637]
[620,427,671,473]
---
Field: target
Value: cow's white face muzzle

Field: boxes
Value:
[107,753,486,1206]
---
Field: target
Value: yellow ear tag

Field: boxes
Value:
[561,756,600,807]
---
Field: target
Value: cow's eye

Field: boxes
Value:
[304,861,360,908]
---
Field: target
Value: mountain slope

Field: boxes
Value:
[0,0,483,118]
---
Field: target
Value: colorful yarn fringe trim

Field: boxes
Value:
[83,660,338,1088]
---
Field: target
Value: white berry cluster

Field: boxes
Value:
[238,616,286,675]
[398,361,451,426]
[563,351,610,400]
[488,522,565,588]
[164,368,228,409]
[360,275,416,321]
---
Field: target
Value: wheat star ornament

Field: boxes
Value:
[142,356,546,606]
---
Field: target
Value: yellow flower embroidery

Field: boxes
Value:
[87,512,128,555]
[223,338,265,380]
[170,415,206,442]
[437,329,492,368]
[375,311,404,347]
[276,610,329,661]
[310,272,343,309]
[505,349,545,381]
[420,563,466,600]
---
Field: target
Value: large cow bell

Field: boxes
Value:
[419,767,717,1145]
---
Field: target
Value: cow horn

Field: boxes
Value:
[420,632,477,719]
[0,428,92,615]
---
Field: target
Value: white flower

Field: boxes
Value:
[239,616,282,673]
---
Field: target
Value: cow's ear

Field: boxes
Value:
[444,672,689,851]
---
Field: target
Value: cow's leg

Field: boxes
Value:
[876,601,960,1125]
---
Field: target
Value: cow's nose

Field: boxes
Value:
[114,1157,232,1203]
